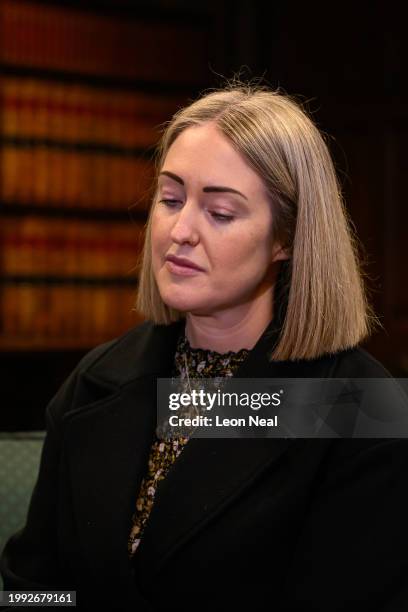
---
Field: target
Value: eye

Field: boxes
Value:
[210,212,235,223]
[159,199,181,208]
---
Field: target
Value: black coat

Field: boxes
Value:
[1,319,408,611]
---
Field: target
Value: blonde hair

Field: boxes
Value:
[136,82,374,361]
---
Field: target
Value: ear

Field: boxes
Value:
[271,243,290,264]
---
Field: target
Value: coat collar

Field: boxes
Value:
[62,318,337,585]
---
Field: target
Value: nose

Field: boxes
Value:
[169,200,200,246]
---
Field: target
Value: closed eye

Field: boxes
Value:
[159,199,234,223]
[159,199,181,207]
[210,212,234,223]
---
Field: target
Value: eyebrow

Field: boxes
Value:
[159,170,248,200]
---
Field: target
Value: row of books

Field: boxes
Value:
[0,0,206,83]
[2,77,182,148]
[0,284,142,348]
[1,145,155,208]
[0,0,203,351]
[2,217,145,278]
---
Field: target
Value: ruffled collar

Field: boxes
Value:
[173,334,250,379]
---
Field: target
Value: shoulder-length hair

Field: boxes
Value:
[136,83,374,361]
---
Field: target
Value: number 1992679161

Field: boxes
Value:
[0,591,76,606]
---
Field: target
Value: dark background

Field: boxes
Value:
[1,0,407,430]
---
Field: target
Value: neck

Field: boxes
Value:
[185,287,274,353]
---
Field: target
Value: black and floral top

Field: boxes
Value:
[127,332,249,558]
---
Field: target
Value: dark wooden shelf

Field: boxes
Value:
[0,202,148,221]
[0,275,138,286]
[25,0,211,26]
[2,135,154,159]
[0,63,201,95]
[0,335,117,351]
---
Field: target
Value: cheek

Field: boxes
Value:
[212,228,271,271]
[150,213,167,258]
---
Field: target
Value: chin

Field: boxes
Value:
[159,288,195,312]
[159,288,211,314]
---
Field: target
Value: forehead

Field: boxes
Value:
[161,123,268,197]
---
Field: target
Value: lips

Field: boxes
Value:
[165,254,204,271]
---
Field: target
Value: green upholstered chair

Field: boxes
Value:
[0,432,45,590]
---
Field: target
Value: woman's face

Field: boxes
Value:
[151,122,285,317]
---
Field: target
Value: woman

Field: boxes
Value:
[1,83,407,611]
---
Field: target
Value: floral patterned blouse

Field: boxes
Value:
[127,332,250,558]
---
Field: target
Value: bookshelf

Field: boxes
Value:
[0,0,210,352]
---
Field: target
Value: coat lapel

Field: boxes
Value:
[64,377,157,585]
[62,321,184,584]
